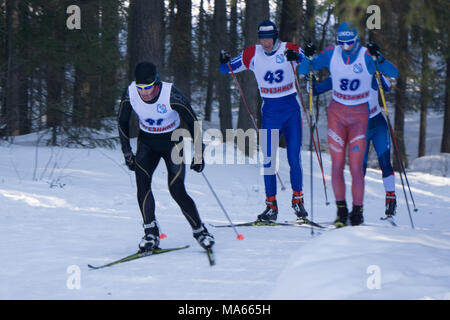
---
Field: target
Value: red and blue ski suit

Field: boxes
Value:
[298,45,398,206]
[220,42,306,197]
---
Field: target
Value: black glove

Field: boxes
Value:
[284,49,299,62]
[305,74,317,85]
[190,158,205,173]
[219,50,231,64]
[304,43,316,58]
[190,143,205,173]
[124,153,136,171]
[367,42,381,57]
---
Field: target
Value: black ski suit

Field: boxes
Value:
[118,83,203,230]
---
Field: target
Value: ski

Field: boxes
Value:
[87,245,190,270]
[206,248,215,266]
[380,216,397,226]
[283,219,327,229]
[210,219,326,229]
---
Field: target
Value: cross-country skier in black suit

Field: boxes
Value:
[118,61,214,252]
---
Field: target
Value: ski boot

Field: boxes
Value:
[139,221,160,252]
[385,191,397,217]
[350,205,364,226]
[292,190,308,221]
[257,196,278,222]
[334,201,349,228]
[193,223,215,249]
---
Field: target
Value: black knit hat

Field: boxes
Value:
[135,61,159,84]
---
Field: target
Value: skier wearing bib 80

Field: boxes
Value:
[219,20,308,223]
[118,62,214,252]
[298,21,398,227]
[312,73,398,218]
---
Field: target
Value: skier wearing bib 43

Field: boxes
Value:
[219,20,308,223]
[118,62,214,252]
[298,22,398,227]
[313,73,397,218]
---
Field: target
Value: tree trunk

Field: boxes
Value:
[442,56,450,153]
[279,0,302,44]
[237,0,265,133]
[128,0,163,80]
[304,0,315,41]
[195,0,206,86]
[418,32,430,157]
[204,5,215,122]
[0,0,6,129]
[72,1,99,128]
[172,0,192,100]
[230,0,238,57]
[278,0,303,149]
[214,0,232,136]
[45,0,65,145]
[5,0,21,136]
[100,0,121,117]
[393,1,409,169]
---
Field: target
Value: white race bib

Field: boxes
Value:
[252,42,298,98]
[330,46,372,106]
[128,81,180,134]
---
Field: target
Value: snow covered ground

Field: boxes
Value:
[0,120,449,300]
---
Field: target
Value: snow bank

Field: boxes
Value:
[271,226,450,300]
[410,154,450,177]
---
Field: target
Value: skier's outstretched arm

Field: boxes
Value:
[219,46,256,74]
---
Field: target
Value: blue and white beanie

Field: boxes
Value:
[337,22,358,41]
[257,20,278,42]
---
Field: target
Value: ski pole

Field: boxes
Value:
[308,64,315,236]
[290,61,330,206]
[372,57,416,229]
[227,62,287,191]
[201,172,244,240]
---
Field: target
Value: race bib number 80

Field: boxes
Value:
[340,78,360,91]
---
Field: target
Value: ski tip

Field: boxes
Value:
[160,233,167,239]
[207,248,216,266]
[87,264,98,270]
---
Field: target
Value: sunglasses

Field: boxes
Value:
[338,40,355,46]
[337,36,357,46]
[136,81,156,90]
